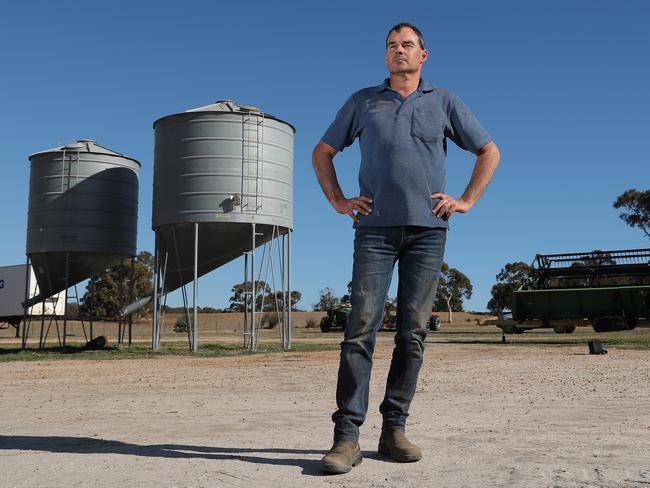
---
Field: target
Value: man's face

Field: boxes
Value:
[385,27,428,76]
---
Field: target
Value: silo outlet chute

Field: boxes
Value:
[23,139,140,349]
[145,100,294,352]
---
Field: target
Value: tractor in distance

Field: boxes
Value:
[320,303,441,332]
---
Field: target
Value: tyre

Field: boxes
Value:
[565,326,576,334]
[592,316,626,333]
[553,326,567,334]
[320,317,333,333]
[428,315,441,331]
[626,317,638,330]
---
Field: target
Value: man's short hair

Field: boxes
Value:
[386,22,425,49]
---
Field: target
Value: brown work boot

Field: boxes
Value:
[320,440,363,474]
[378,430,423,462]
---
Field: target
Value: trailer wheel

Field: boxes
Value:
[513,327,526,334]
[320,317,333,333]
[553,326,567,334]
[593,316,626,332]
[565,326,576,334]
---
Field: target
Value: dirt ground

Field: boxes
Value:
[1,326,649,487]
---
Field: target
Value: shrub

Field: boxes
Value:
[305,317,317,328]
[174,316,191,333]
[261,312,279,329]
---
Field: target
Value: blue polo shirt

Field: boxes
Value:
[322,79,491,228]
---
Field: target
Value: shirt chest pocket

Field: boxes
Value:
[411,108,445,143]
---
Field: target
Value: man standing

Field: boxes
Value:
[312,22,500,474]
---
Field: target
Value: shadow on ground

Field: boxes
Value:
[0,435,331,476]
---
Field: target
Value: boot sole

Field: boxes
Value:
[320,453,363,474]
[378,442,423,463]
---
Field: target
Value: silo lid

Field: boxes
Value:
[154,100,296,133]
[186,100,263,115]
[29,140,140,165]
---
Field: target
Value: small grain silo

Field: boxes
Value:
[23,139,140,349]
[148,100,294,351]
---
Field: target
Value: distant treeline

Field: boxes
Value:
[161,305,223,313]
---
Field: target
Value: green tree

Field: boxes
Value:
[313,287,340,311]
[266,290,302,311]
[613,188,650,239]
[434,263,472,322]
[486,261,533,314]
[228,281,271,312]
[79,251,153,320]
[137,251,155,274]
[200,306,221,313]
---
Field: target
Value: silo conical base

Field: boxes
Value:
[154,222,284,295]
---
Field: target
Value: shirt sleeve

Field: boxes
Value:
[446,94,492,153]
[321,95,361,152]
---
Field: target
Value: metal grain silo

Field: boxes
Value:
[149,100,294,351]
[25,139,140,306]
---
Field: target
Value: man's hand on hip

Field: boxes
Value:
[333,196,373,222]
[431,193,471,220]
[431,142,501,220]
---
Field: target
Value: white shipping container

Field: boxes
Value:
[0,264,66,319]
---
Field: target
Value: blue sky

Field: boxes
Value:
[1,0,648,311]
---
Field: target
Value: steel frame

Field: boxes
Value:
[150,224,292,352]
[20,254,135,352]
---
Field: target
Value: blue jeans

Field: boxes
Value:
[332,226,446,442]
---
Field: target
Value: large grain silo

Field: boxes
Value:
[23,139,140,349]
[149,100,294,351]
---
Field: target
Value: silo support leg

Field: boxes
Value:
[128,256,135,346]
[286,229,292,350]
[152,234,160,351]
[62,252,70,353]
[21,256,31,350]
[243,252,249,348]
[192,223,199,353]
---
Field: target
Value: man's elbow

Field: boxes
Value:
[312,141,337,167]
[478,141,500,164]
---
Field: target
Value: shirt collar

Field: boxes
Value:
[377,78,435,93]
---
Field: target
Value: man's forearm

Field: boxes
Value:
[460,141,500,207]
[312,141,373,221]
[312,148,344,206]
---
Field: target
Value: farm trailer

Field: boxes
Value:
[484,248,650,334]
